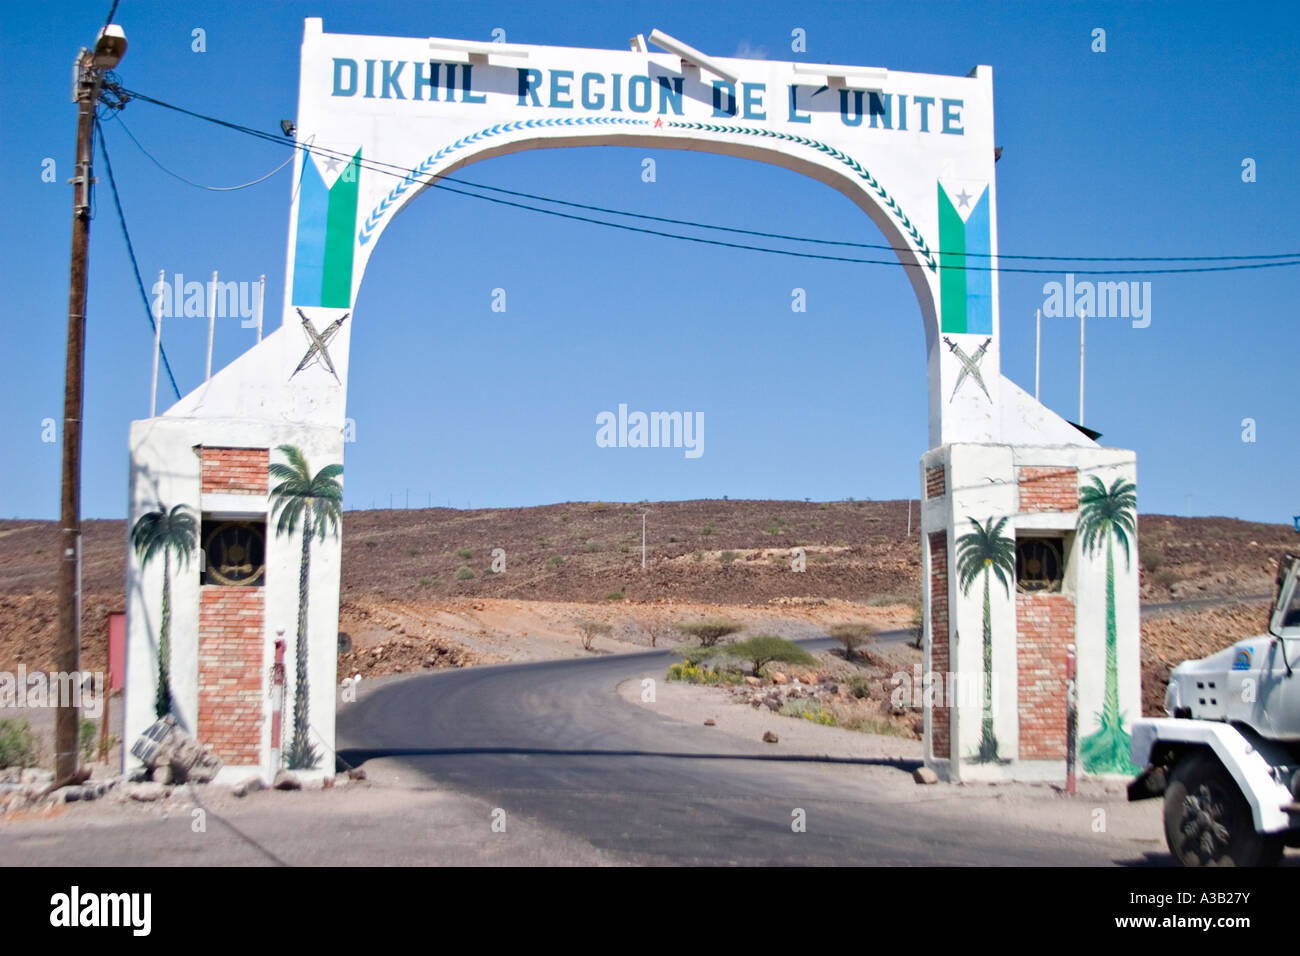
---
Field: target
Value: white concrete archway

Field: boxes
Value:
[125,21,1138,785]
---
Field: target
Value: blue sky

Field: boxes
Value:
[1,1,1296,522]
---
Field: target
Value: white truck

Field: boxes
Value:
[1128,552,1300,866]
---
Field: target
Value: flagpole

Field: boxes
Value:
[1078,303,1086,426]
[1034,308,1041,402]
[255,274,266,343]
[150,269,163,417]
[205,269,217,381]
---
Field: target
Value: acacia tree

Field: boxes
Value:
[575,618,612,651]
[725,635,815,677]
[269,445,343,770]
[131,503,198,718]
[676,617,743,647]
[955,516,1015,763]
[1078,476,1139,775]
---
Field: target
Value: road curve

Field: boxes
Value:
[337,635,1159,865]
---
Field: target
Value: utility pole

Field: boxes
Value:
[57,24,127,783]
[641,513,647,570]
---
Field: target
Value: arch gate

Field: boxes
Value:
[125,21,1140,784]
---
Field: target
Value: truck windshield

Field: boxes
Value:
[1283,584,1300,628]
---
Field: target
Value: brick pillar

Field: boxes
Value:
[198,586,265,764]
[196,445,269,766]
[928,532,951,760]
[1015,592,1074,760]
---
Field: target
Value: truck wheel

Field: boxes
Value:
[1164,753,1283,866]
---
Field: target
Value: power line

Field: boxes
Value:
[95,119,182,401]
[118,87,1300,276]
[109,113,298,191]
[428,175,1300,264]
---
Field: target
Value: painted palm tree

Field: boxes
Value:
[956,515,1015,762]
[130,503,198,718]
[1078,475,1139,775]
[269,444,343,771]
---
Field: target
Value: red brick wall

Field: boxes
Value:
[201,447,268,495]
[198,586,264,764]
[924,465,946,499]
[928,533,951,759]
[1018,466,1077,512]
[1016,592,1074,760]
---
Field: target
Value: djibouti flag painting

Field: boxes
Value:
[291,149,362,309]
[938,181,993,335]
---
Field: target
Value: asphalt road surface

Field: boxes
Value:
[337,635,1161,865]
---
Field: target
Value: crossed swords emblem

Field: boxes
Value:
[943,336,992,402]
[291,308,349,382]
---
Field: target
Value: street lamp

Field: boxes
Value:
[92,25,127,68]
[56,24,126,783]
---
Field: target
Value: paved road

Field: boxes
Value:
[337,635,1162,866]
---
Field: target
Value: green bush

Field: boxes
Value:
[546,555,563,570]
[604,591,624,601]
[676,617,743,647]
[846,675,872,699]
[416,576,433,587]
[720,550,738,563]
[725,635,815,676]
[702,524,714,536]
[666,658,744,686]
[456,566,476,580]
[779,699,837,726]
[79,717,98,763]
[0,718,40,769]
[455,548,473,560]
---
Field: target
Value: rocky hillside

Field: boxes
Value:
[0,501,1293,697]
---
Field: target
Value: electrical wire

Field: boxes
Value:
[95,118,183,402]
[109,113,299,190]
[118,87,1300,275]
